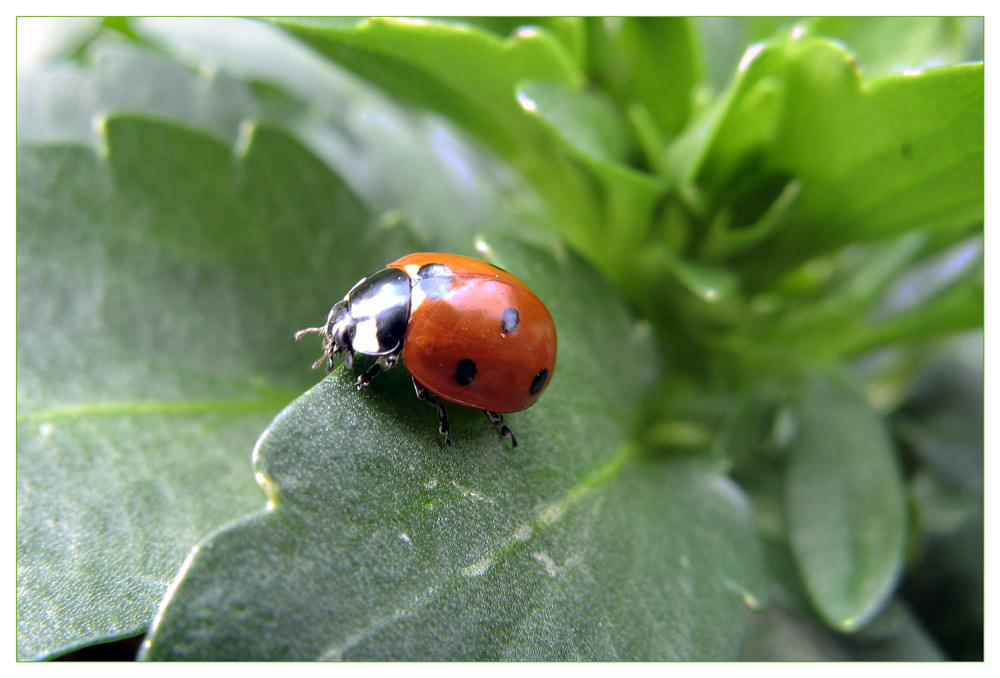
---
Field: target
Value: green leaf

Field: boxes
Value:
[756,233,928,354]
[17,41,260,146]
[661,252,739,305]
[271,17,579,159]
[444,17,587,70]
[109,20,536,256]
[140,238,765,660]
[268,17,604,258]
[802,17,966,78]
[784,370,907,632]
[516,79,626,165]
[692,39,983,282]
[514,78,662,284]
[837,250,983,358]
[16,116,417,660]
[588,17,702,142]
[693,18,765,94]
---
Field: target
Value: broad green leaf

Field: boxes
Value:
[516,79,626,166]
[140,238,766,661]
[784,371,907,632]
[802,17,965,78]
[691,39,983,282]
[16,116,417,660]
[271,17,580,159]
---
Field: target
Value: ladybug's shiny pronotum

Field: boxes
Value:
[295,253,557,447]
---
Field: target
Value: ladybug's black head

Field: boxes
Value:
[294,297,356,372]
[296,267,411,374]
[324,300,356,370]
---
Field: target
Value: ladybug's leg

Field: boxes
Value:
[339,348,353,372]
[484,411,518,448]
[412,378,452,446]
[355,360,378,386]
[356,351,400,389]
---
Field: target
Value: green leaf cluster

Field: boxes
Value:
[17,17,982,660]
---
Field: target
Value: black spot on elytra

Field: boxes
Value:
[415,263,452,299]
[901,142,913,159]
[418,276,451,299]
[530,368,549,395]
[455,358,477,386]
[501,307,520,334]
[416,263,449,279]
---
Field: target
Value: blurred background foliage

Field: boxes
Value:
[17,17,982,660]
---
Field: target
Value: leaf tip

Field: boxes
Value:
[838,617,859,632]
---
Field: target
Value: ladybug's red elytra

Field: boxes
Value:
[295,253,557,447]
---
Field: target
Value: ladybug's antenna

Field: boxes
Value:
[295,326,332,370]
[294,326,325,340]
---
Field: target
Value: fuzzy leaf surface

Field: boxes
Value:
[141,238,765,661]
[784,371,907,632]
[16,116,413,659]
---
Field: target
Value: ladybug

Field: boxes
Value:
[296,253,557,447]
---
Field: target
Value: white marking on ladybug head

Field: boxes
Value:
[352,317,382,354]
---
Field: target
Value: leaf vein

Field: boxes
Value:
[316,443,634,660]
[17,396,289,424]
